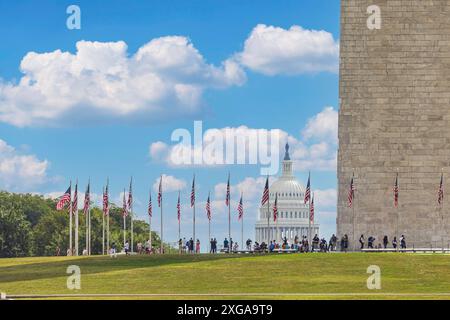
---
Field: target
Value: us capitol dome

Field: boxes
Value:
[255,143,319,244]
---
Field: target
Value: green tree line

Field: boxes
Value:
[0,191,162,257]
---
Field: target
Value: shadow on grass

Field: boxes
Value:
[0,254,259,284]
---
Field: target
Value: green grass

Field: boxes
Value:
[1,253,450,300]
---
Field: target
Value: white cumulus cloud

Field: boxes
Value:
[149,107,338,172]
[302,106,338,143]
[0,139,49,191]
[152,174,187,193]
[237,24,339,75]
[0,37,246,127]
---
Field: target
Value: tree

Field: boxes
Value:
[0,207,32,257]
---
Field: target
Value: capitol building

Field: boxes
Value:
[255,144,319,244]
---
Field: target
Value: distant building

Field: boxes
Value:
[255,143,319,244]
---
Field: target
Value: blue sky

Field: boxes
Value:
[0,0,340,247]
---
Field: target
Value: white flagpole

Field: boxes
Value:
[149,189,152,253]
[130,177,134,253]
[75,180,79,256]
[178,191,181,246]
[267,191,270,247]
[123,189,126,251]
[228,173,231,253]
[192,175,196,254]
[69,180,73,256]
[160,176,164,254]
[107,213,110,254]
[308,197,311,251]
[149,215,152,252]
[88,206,91,255]
[85,207,88,255]
[241,205,244,250]
[106,178,110,255]
[102,187,105,255]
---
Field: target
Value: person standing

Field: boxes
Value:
[383,236,389,249]
[124,241,130,255]
[189,238,194,254]
[196,239,200,254]
[223,238,229,252]
[343,234,349,252]
[368,236,375,249]
[359,234,365,250]
[178,239,183,254]
[392,236,398,249]
[400,235,406,249]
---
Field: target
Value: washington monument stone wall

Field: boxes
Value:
[338,0,450,248]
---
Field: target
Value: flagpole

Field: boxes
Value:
[107,213,110,254]
[308,195,311,252]
[351,172,356,251]
[228,173,231,253]
[149,215,152,252]
[130,177,134,254]
[123,189,126,251]
[160,177,164,254]
[193,176,196,254]
[149,188,152,253]
[102,187,105,255]
[275,208,279,243]
[178,191,181,246]
[106,178,110,255]
[395,170,399,247]
[352,195,356,251]
[241,194,244,250]
[267,192,270,247]
[85,205,88,255]
[75,179,79,256]
[439,168,445,252]
[69,180,73,256]
[88,206,91,255]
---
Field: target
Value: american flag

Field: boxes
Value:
[56,185,71,211]
[72,182,78,216]
[127,177,133,210]
[237,194,244,220]
[83,181,90,215]
[206,192,211,221]
[438,173,444,205]
[261,176,269,206]
[273,193,278,222]
[304,172,311,204]
[310,194,315,222]
[122,189,128,217]
[394,173,399,208]
[225,173,230,207]
[190,175,195,207]
[177,192,181,222]
[158,176,162,207]
[103,183,109,216]
[348,174,355,208]
[148,192,153,217]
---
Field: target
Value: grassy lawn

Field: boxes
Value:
[1,253,450,299]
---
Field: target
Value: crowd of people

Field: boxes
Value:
[357,234,407,250]
[68,233,408,256]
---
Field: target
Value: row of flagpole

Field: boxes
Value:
[55,173,250,254]
[347,171,445,249]
[56,171,319,255]
[56,177,134,256]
